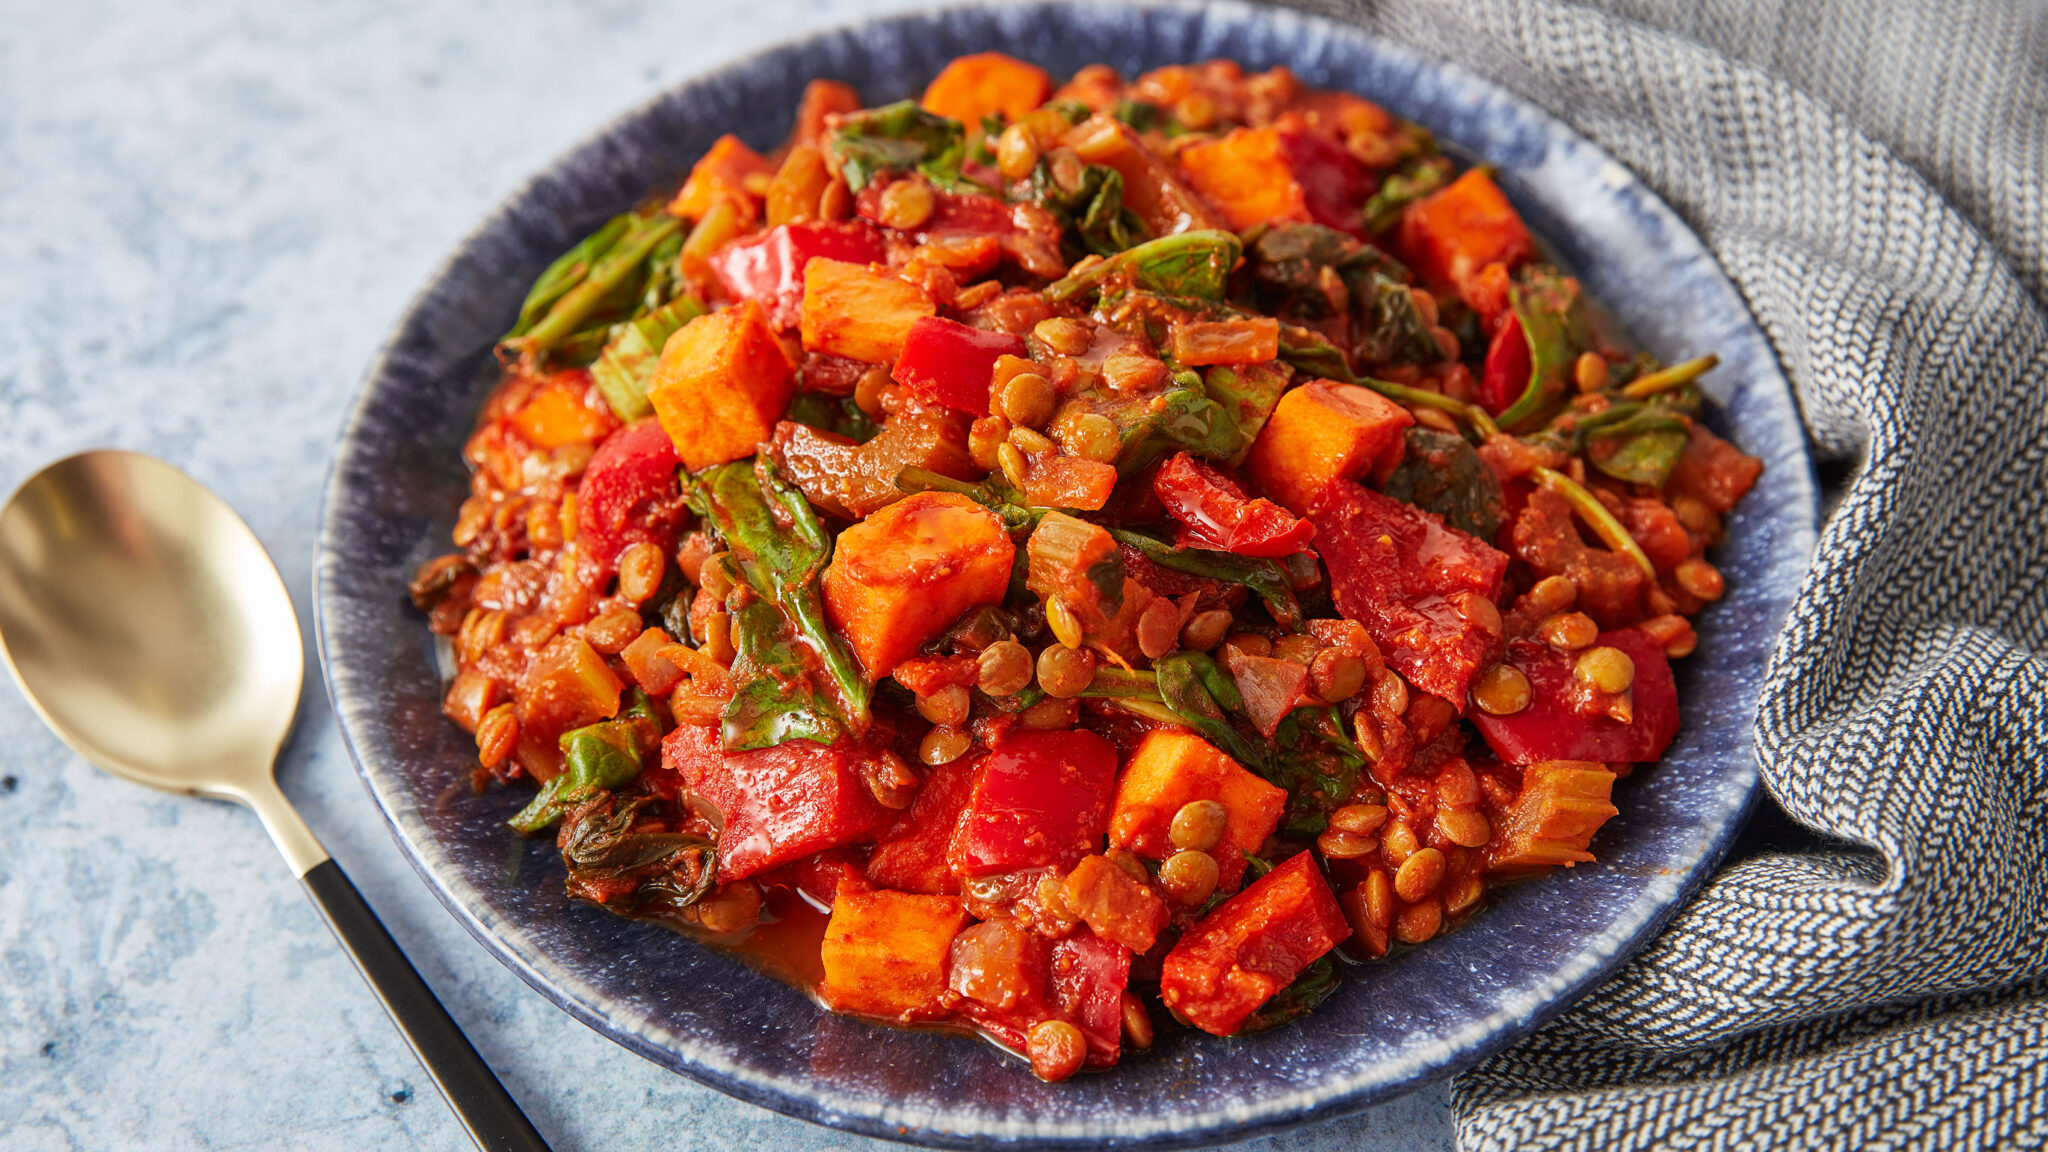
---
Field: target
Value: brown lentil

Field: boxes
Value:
[1119,992,1154,1050]
[526,499,564,550]
[860,751,921,810]
[695,880,764,933]
[1671,493,1718,535]
[1574,351,1610,393]
[1395,898,1443,944]
[1169,800,1229,852]
[1640,613,1699,658]
[1539,611,1600,650]
[702,612,736,665]
[1395,848,1446,902]
[1452,590,1503,636]
[919,726,972,766]
[977,640,1034,696]
[1037,643,1096,698]
[1437,807,1492,849]
[916,683,973,727]
[1180,609,1233,652]
[1317,829,1379,860]
[1173,91,1218,130]
[1136,598,1182,660]
[1046,596,1086,650]
[1109,849,1149,881]
[474,704,518,768]
[614,541,663,606]
[1008,425,1056,455]
[1575,645,1637,694]
[853,366,893,418]
[1000,372,1056,429]
[1329,803,1389,837]
[1412,405,1459,434]
[1676,558,1725,602]
[1311,650,1368,702]
[1435,762,1482,808]
[876,179,935,230]
[968,416,1010,471]
[1223,632,1273,660]
[1270,633,1320,664]
[584,607,644,654]
[996,122,1040,182]
[1526,574,1578,615]
[1471,663,1532,715]
[699,552,735,602]
[1372,671,1409,717]
[1061,412,1121,463]
[1411,287,1440,327]
[1027,1019,1087,1082]
[997,441,1030,488]
[1382,818,1421,863]
[1444,870,1485,916]
[1159,850,1220,906]
[1033,317,1092,355]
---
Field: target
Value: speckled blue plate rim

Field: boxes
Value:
[313,2,1820,1148]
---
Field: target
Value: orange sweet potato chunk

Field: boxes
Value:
[1108,730,1286,891]
[668,133,774,224]
[1244,379,1415,514]
[647,300,796,471]
[819,880,968,1020]
[1179,127,1308,231]
[1396,168,1534,293]
[1485,760,1621,873]
[800,258,936,365]
[821,491,1015,676]
[921,52,1053,125]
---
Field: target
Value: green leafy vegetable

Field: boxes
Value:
[1046,229,1242,304]
[1077,666,1161,699]
[1361,155,1453,234]
[1381,428,1506,539]
[786,392,880,444]
[1582,404,1691,486]
[1266,708,1365,838]
[1032,162,1148,257]
[1243,222,1405,320]
[1355,273,1443,366]
[1203,361,1293,466]
[1112,97,1166,133]
[1494,270,1589,433]
[1107,528,1303,631]
[829,100,977,192]
[591,294,706,421]
[690,459,871,746]
[722,598,852,748]
[893,466,1045,534]
[507,213,632,340]
[510,690,659,834]
[1276,324,1357,383]
[505,210,685,357]
[1154,651,1267,770]
[558,792,718,923]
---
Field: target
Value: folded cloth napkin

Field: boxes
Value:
[1286,0,2048,1147]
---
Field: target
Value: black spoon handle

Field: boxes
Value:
[300,859,553,1152]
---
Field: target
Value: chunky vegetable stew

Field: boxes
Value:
[410,53,1761,1081]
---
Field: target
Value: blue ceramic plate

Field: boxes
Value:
[314,3,1818,1146]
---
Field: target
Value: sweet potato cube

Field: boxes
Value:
[647,300,795,471]
[819,880,968,1020]
[1485,761,1621,873]
[800,258,936,365]
[1179,127,1308,231]
[668,133,774,224]
[510,375,614,449]
[1396,168,1534,292]
[821,491,1014,676]
[1160,850,1348,1036]
[1244,380,1415,514]
[1108,730,1286,891]
[921,51,1053,125]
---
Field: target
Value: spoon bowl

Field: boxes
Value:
[0,450,307,819]
[0,449,549,1152]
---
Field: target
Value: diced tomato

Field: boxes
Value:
[662,725,897,881]
[1477,312,1530,416]
[1159,851,1348,1036]
[890,316,1025,416]
[949,729,1117,878]
[1309,480,1509,703]
[865,750,980,895]
[1051,929,1131,1067]
[1666,423,1763,514]
[1471,628,1680,763]
[708,221,887,330]
[1278,126,1374,239]
[575,418,687,585]
[948,917,1052,1052]
[793,848,866,911]
[1154,451,1316,558]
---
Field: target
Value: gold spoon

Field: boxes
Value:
[0,450,550,1152]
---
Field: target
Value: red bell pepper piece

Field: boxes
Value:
[1051,929,1131,1067]
[865,749,980,895]
[1308,480,1509,703]
[708,221,886,329]
[1477,311,1530,416]
[575,417,687,584]
[1153,451,1317,558]
[889,316,1024,417]
[662,725,897,882]
[1279,127,1374,239]
[1471,628,1680,763]
[1160,851,1347,1036]
[948,728,1117,878]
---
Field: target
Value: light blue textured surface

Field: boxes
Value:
[0,2,1452,1149]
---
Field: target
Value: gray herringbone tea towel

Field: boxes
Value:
[1284,0,2048,1147]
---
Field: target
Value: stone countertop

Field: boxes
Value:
[0,2,1451,1148]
